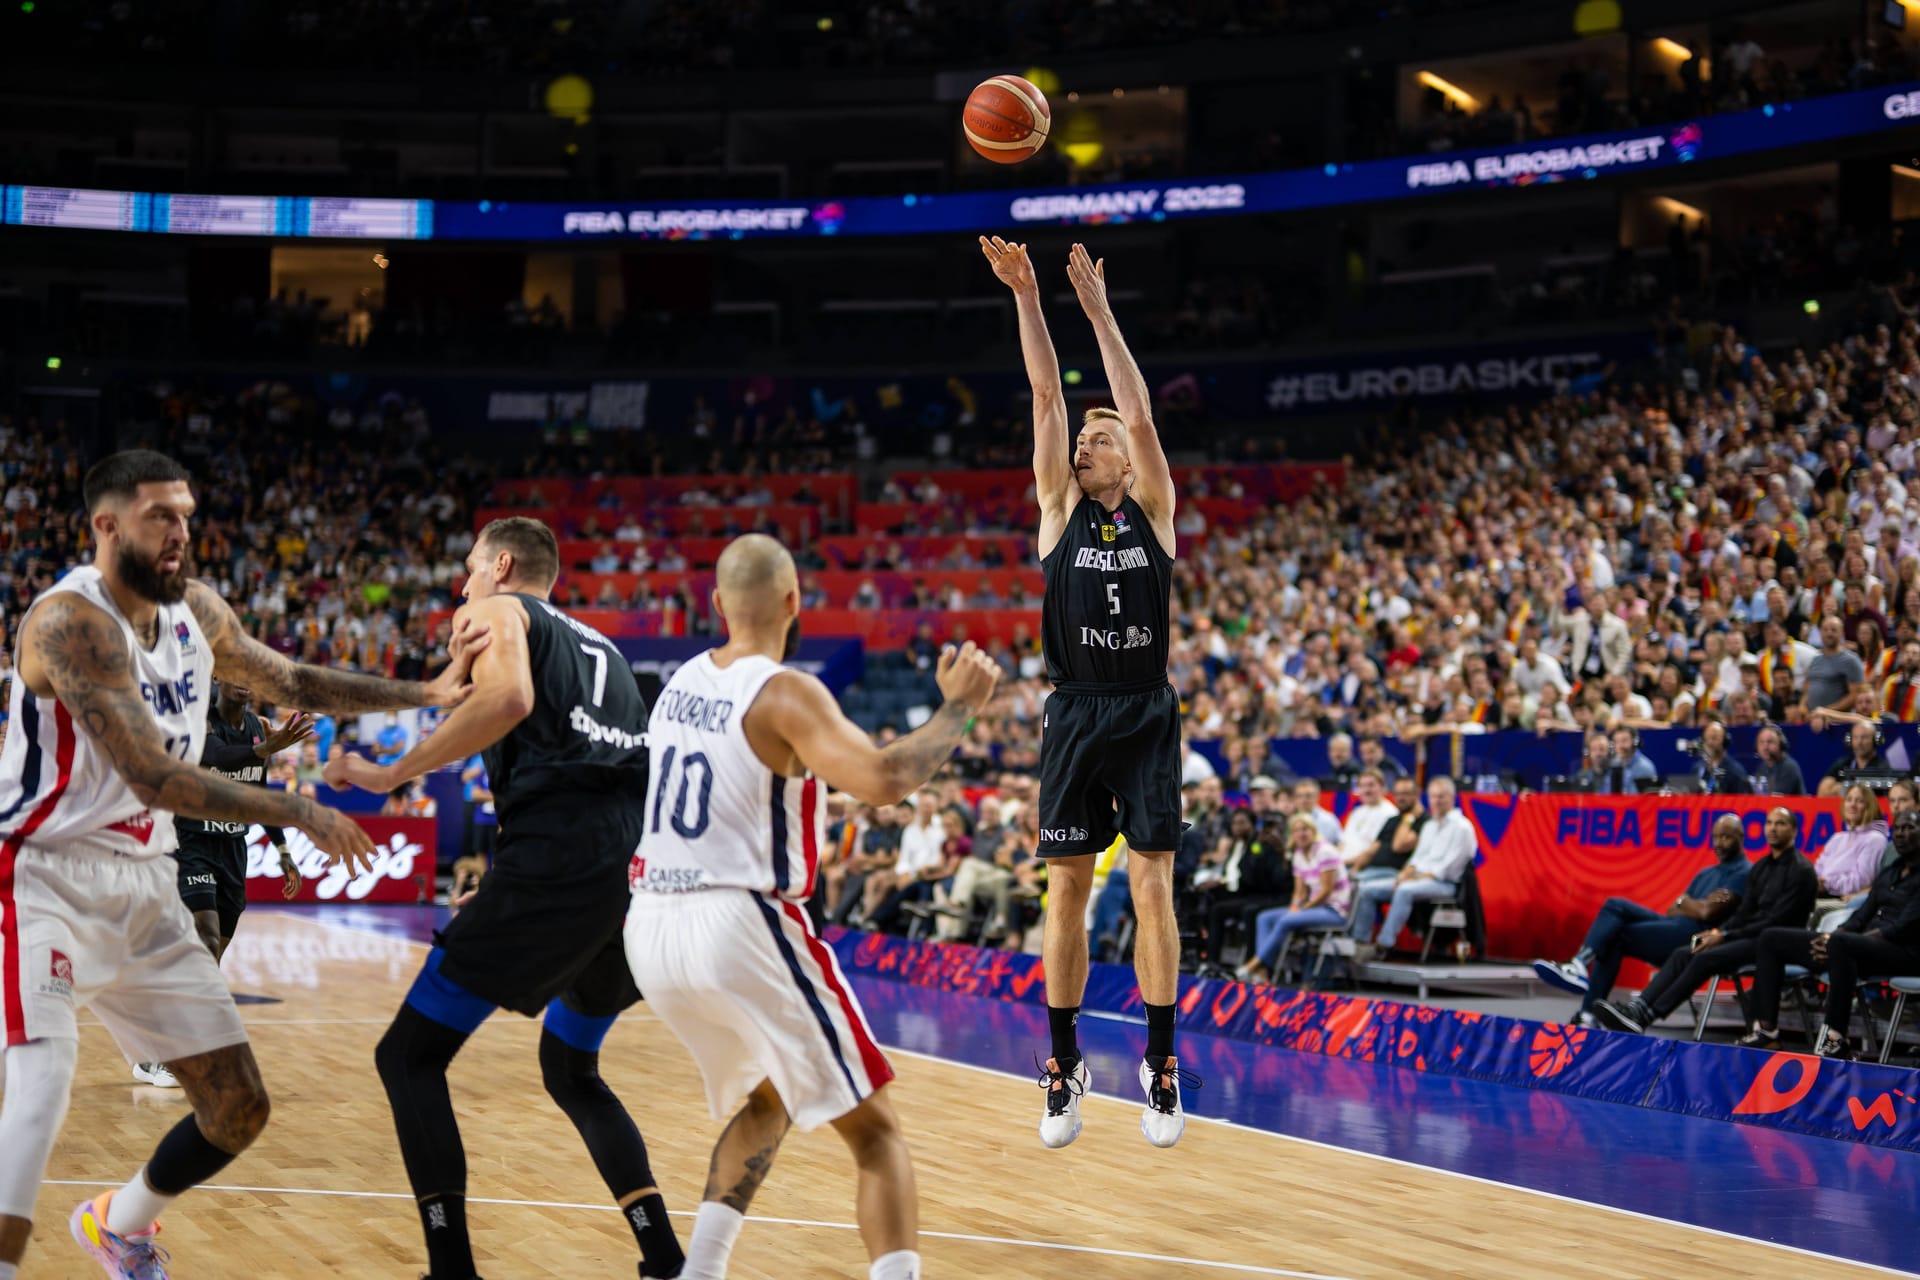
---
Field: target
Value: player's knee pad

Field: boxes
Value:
[0,1037,80,1219]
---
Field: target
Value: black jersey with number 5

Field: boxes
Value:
[482,593,650,831]
[1040,494,1174,689]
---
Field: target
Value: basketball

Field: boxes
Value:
[963,74,1051,164]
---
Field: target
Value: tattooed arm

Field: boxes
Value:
[747,642,1002,805]
[19,593,377,867]
[184,579,481,715]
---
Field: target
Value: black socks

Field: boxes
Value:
[1145,1001,1176,1063]
[1048,1005,1081,1072]
[376,1004,476,1280]
[628,1192,684,1278]
[418,1193,470,1280]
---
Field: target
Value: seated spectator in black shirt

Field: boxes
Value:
[1193,807,1293,968]
[1324,732,1360,791]
[1569,733,1614,792]
[1693,720,1752,795]
[1753,723,1806,796]
[1737,808,1920,1058]
[1596,808,1818,1034]
[1823,720,1892,784]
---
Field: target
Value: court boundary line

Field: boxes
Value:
[40,1179,1343,1278]
[252,911,1918,1278]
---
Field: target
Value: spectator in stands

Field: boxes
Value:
[1194,808,1293,969]
[864,791,946,928]
[1180,741,1217,786]
[1692,720,1751,795]
[1815,783,1889,904]
[1805,615,1866,715]
[1893,779,1920,822]
[1324,733,1360,790]
[828,802,901,924]
[1351,776,1477,959]
[1337,769,1398,873]
[1570,733,1615,792]
[1532,814,1750,1025]
[1882,639,1920,722]
[1603,727,1659,795]
[1295,778,1342,845]
[1237,814,1353,985]
[1510,636,1569,706]
[1753,723,1807,796]
[1356,735,1408,783]
[1596,808,1819,1034]
[1739,807,1920,1057]
[1823,720,1891,784]
[1353,775,1426,888]
[374,712,408,766]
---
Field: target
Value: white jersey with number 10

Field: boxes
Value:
[631,651,823,902]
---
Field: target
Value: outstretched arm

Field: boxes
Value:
[186,579,483,715]
[326,597,534,793]
[750,644,1002,805]
[19,594,376,867]
[980,237,1075,521]
[1067,243,1175,539]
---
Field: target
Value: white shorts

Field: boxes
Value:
[624,889,893,1132]
[1,847,248,1063]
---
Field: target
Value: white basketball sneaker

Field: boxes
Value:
[131,1062,180,1089]
[1037,1056,1090,1149]
[1139,1056,1199,1148]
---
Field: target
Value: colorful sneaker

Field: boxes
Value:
[131,1062,179,1089]
[71,1195,170,1279]
[1139,1056,1200,1149]
[1532,958,1589,995]
[1036,1055,1090,1149]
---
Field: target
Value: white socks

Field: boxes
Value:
[678,1199,920,1279]
[104,1170,173,1238]
[680,1201,746,1279]
[871,1249,922,1279]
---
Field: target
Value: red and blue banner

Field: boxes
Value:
[1458,793,1847,969]
[828,928,1920,1153]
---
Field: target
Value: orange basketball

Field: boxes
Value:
[963,74,1051,164]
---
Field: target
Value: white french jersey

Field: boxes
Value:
[0,567,212,860]
[633,652,824,901]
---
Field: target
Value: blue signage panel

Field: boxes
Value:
[7,83,1916,242]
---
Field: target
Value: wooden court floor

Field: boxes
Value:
[7,911,1894,1278]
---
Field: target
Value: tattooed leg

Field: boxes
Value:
[703,1079,790,1212]
[97,1044,269,1238]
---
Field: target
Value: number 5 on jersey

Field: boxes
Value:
[1107,583,1120,615]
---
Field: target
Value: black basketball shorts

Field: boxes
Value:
[434,812,644,1019]
[174,832,248,938]
[1036,681,1184,858]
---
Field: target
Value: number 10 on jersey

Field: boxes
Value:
[651,745,713,838]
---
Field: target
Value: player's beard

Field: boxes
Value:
[118,540,193,604]
[783,617,800,661]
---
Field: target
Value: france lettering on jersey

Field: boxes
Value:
[633,652,823,901]
[0,567,212,860]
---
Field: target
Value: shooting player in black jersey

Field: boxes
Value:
[982,237,1193,1151]
[326,516,684,1280]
